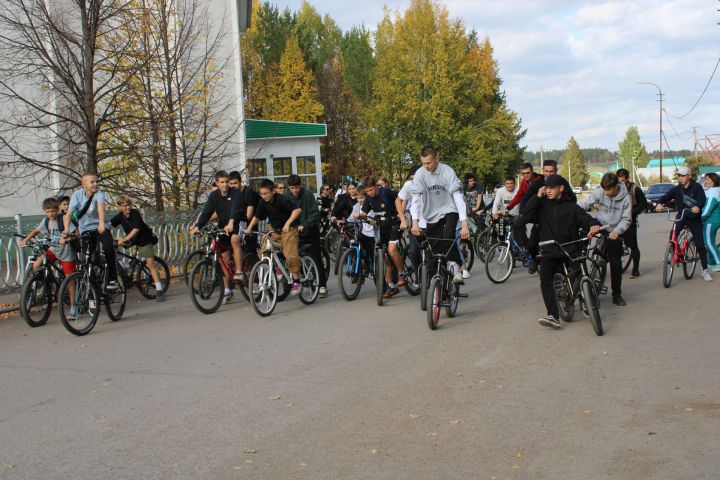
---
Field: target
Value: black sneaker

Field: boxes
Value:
[629,271,640,278]
[612,295,626,306]
[106,281,119,291]
[156,290,165,302]
[528,259,538,274]
[538,315,561,329]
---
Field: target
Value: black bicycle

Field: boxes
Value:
[417,234,468,330]
[15,235,67,327]
[116,243,171,299]
[586,234,632,294]
[58,232,128,336]
[540,235,604,336]
[372,221,420,306]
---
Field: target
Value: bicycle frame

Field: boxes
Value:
[668,210,692,266]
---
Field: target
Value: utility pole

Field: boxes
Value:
[692,127,699,156]
[637,82,663,180]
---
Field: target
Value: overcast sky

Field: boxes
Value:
[275,0,720,153]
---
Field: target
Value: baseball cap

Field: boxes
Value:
[545,174,565,188]
[677,167,691,176]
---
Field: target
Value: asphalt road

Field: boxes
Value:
[1,213,719,480]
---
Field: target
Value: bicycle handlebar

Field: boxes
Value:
[666,208,692,222]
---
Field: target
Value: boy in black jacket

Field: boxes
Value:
[617,168,648,278]
[518,174,601,329]
[190,170,244,302]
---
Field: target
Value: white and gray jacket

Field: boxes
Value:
[410,163,466,225]
[578,184,632,235]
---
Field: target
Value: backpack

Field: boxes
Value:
[629,183,638,208]
[44,215,78,235]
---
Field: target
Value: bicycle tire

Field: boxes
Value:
[581,278,603,336]
[662,242,675,288]
[183,249,205,286]
[238,253,259,303]
[427,277,442,330]
[621,245,632,273]
[445,282,459,318]
[402,250,421,296]
[419,264,428,311]
[320,246,331,279]
[338,248,363,300]
[588,258,606,295]
[299,256,320,305]
[325,228,340,259]
[249,260,278,317]
[485,243,514,284]
[375,248,385,306]
[460,239,475,272]
[474,229,491,263]
[683,240,697,279]
[19,269,53,327]
[59,272,100,336]
[553,273,574,322]
[189,259,225,314]
[135,256,171,299]
[104,274,127,321]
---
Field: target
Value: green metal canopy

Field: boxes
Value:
[245,119,327,140]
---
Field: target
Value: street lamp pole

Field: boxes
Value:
[637,82,663,180]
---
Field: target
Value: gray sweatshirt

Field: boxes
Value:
[411,163,464,224]
[578,183,632,235]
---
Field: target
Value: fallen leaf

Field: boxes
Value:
[89,390,99,394]
[244,448,257,454]
[371,448,379,454]
[285,403,293,407]
[684,407,694,412]
[408,413,420,419]
[648,431,657,435]
[583,410,591,414]
[244,459,253,464]
[80,344,86,348]
[516,453,523,459]
[5,464,16,469]
[449,420,460,425]
[300,463,308,467]
[233,466,242,470]
[602,351,608,355]
[426,432,438,437]
[21,333,27,336]
[512,465,520,469]
[269,395,281,400]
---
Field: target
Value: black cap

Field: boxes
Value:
[407,165,421,179]
[545,174,565,188]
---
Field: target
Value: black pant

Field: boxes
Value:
[623,220,640,273]
[84,230,118,282]
[675,218,708,269]
[299,228,326,288]
[539,257,564,317]
[604,237,623,297]
[425,212,461,265]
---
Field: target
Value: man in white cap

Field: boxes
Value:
[655,166,712,281]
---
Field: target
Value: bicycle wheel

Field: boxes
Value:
[485,243,514,284]
[588,258,607,295]
[477,230,494,263]
[183,249,205,286]
[325,228,340,260]
[299,256,320,305]
[445,282,459,318]
[59,272,100,336]
[249,260,277,317]
[683,240,697,279]
[459,239,475,272]
[662,242,675,288]
[104,274,127,321]
[189,259,224,314]
[402,251,421,296]
[19,269,53,327]
[553,273,575,322]
[375,248,385,306]
[238,253,259,303]
[419,264,428,311]
[338,248,363,301]
[135,257,171,299]
[581,278,603,336]
[427,276,442,330]
[621,245,632,273]
[320,246,331,279]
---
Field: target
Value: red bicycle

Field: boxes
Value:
[662,209,698,288]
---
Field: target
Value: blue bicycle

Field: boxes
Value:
[484,215,535,284]
[337,223,376,300]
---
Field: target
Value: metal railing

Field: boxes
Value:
[0,217,203,294]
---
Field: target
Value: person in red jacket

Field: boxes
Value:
[507,162,542,212]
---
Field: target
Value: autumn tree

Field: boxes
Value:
[264,35,323,123]
[559,137,588,187]
[617,126,650,171]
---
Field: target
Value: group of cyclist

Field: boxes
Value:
[18,145,719,332]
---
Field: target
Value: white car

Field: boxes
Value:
[572,186,582,194]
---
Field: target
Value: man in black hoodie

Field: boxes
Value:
[518,174,601,329]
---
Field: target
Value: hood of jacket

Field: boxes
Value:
[582,184,632,233]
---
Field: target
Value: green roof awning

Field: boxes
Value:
[245,119,327,140]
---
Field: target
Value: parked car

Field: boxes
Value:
[572,186,582,194]
[645,183,675,212]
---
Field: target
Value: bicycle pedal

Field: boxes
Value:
[457,293,469,298]
[599,286,608,295]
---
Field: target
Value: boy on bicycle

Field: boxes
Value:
[111,196,165,302]
[190,170,244,303]
[518,174,601,329]
[244,178,303,296]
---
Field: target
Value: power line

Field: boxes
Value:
[676,56,720,119]
[663,109,692,141]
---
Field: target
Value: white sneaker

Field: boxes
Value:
[702,269,713,282]
[318,287,328,298]
[461,268,471,279]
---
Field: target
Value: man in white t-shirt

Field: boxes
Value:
[492,176,520,218]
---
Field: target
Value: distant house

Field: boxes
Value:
[637,157,686,180]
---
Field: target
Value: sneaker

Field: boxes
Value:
[702,269,713,282]
[538,315,561,329]
[106,280,119,290]
[156,290,165,302]
[233,271,244,283]
[290,283,301,296]
[528,259,538,274]
[223,291,234,304]
[275,267,283,281]
[396,273,406,287]
[629,270,640,278]
[452,272,464,285]
[461,268,471,279]
[67,306,78,320]
[350,275,359,285]
[612,295,626,306]
[383,286,399,298]
[319,287,328,298]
